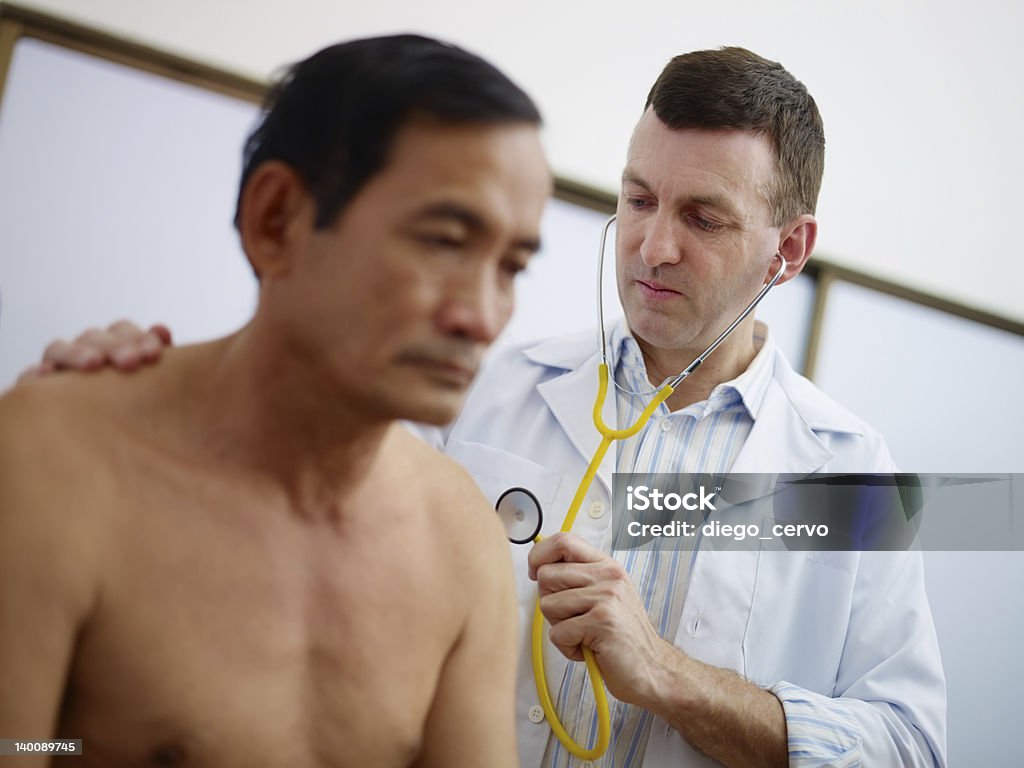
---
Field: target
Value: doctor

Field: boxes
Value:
[30,47,945,767]
[444,48,945,768]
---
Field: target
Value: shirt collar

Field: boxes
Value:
[610,318,776,420]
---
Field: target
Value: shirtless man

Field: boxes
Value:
[0,35,551,767]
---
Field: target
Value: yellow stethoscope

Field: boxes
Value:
[495,215,787,759]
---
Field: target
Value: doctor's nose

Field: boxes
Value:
[639,215,684,268]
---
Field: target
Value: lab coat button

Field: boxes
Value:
[588,501,605,518]
[528,704,545,724]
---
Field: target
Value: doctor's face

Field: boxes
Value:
[271,118,551,426]
[615,110,783,359]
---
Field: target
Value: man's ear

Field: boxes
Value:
[772,213,817,285]
[237,161,312,280]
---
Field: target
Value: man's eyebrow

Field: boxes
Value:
[621,169,651,192]
[412,201,486,229]
[688,193,736,213]
[411,201,542,254]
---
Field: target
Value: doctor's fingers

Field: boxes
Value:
[545,615,587,662]
[535,558,628,597]
[41,321,169,373]
[538,578,638,626]
[41,338,105,371]
[528,531,607,580]
[545,607,646,666]
[81,321,169,368]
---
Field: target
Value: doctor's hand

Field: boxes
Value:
[530,532,789,768]
[528,531,676,709]
[18,320,173,383]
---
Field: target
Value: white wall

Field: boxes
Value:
[15,0,1024,327]
[0,39,259,378]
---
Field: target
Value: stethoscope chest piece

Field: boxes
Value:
[495,486,543,544]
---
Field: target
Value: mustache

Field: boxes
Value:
[395,346,483,374]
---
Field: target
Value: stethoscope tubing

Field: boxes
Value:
[523,217,788,759]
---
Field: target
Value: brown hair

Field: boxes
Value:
[645,47,825,225]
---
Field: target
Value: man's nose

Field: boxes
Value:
[639,213,684,268]
[436,268,508,345]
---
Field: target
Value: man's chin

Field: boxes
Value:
[626,313,692,350]
[395,391,466,428]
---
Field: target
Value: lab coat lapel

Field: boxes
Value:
[732,374,834,474]
[715,380,833,510]
[530,337,617,496]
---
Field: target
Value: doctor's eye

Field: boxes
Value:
[689,214,723,233]
[625,197,654,211]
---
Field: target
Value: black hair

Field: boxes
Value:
[235,34,542,229]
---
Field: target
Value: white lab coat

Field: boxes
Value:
[431,324,946,767]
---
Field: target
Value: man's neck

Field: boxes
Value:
[163,325,392,517]
[633,322,760,413]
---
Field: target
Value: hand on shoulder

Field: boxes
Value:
[18,320,172,383]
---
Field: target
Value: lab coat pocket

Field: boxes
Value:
[741,539,856,693]
[674,548,761,677]
[445,439,562,508]
[445,439,562,594]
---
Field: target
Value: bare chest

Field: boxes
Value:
[59,474,459,767]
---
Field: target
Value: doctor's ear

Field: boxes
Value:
[770,214,817,285]
[237,161,314,281]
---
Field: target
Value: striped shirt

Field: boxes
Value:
[541,320,774,768]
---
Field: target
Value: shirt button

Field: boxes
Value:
[660,418,672,432]
[588,501,605,519]
[528,704,545,724]
[581,761,596,768]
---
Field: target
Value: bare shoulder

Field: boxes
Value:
[0,377,113,560]
[0,356,175,468]
[0,373,75,429]
[0,379,109,740]
[384,425,512,609]
[387,424,508,547]
[0,376,91,478]
[386,430,520,768]
[1,370,117,457]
